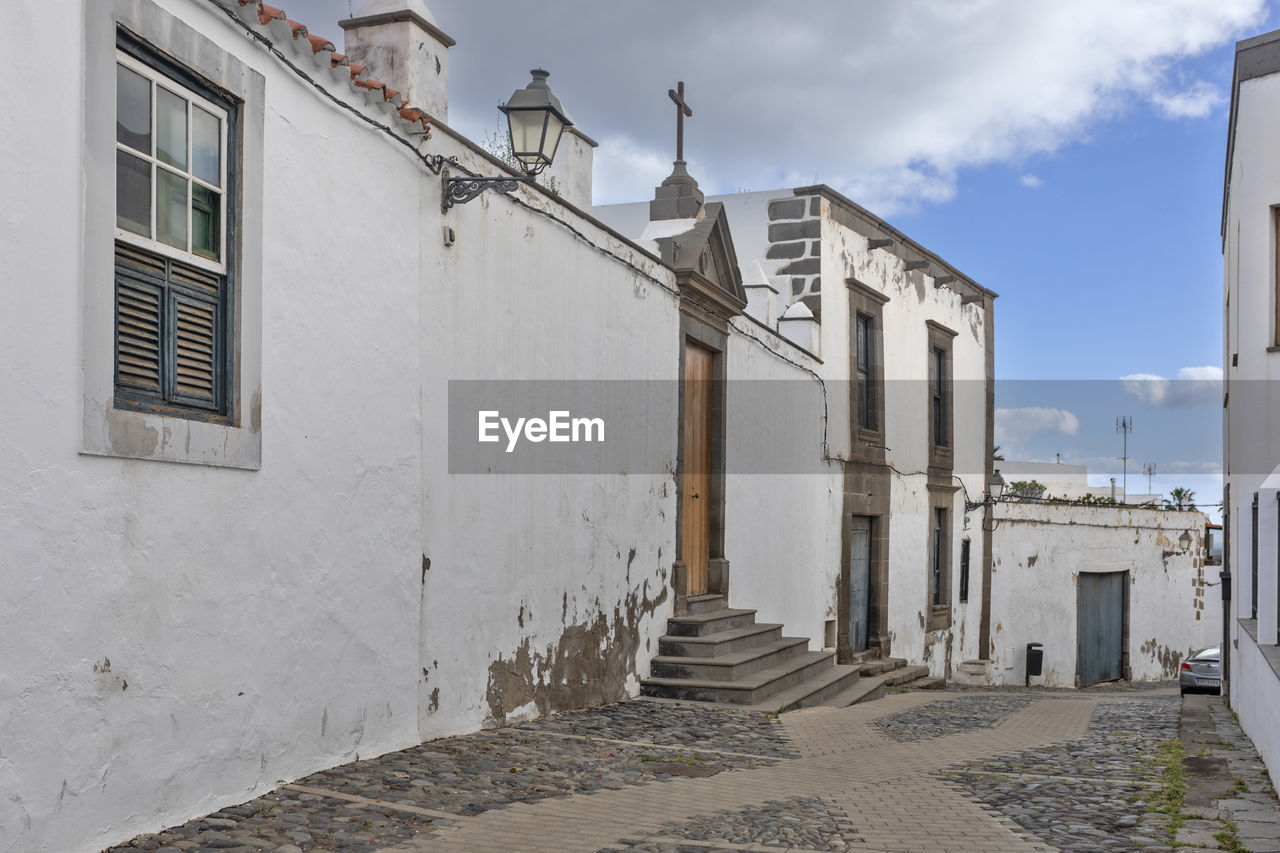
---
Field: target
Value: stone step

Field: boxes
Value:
[818,674,887,708]
[649,636,810,682]
[883,665,930,686]
[658,622,783,658]
[846,649,882,666]
[912,676,946,690]
[640,650,837,705]
[744,664,862,713]
[858,656,905,676]
[664,608,758,638]
[684,593,726,615]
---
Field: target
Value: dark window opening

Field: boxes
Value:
[1252,492,1259,621]
[959,538,971,602]
[931,507,946,606]
[931,346,948,447]
[856,313,876,431]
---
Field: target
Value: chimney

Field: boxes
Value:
[778,300,820,356]
[743,260,778,327]
[542,126,596,211]
[340,0,455,122]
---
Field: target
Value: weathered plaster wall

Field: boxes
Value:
[2,1,430,850]
[989,503,1219,686]
[417,135,681,737]
[820,198,992,677]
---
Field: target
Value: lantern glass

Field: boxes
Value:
[500,69,572,174]
[1179,530,1193,551]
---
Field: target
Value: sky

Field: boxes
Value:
[292,0,1280,509]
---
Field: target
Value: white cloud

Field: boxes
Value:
[1120,366,1223,408]
[1019,174,1043,189]
[996,406,1081,445]
[1151,80,1225,118]
[308,0,1265,215]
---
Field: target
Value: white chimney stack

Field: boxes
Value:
[779,300,820,356]
[542,126,596,211]
[340,0,454,122]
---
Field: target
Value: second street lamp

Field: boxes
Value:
[443,69,573,211]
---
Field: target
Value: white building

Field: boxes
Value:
[1222,27,1280,781]
[599,184,998,681]
[0,1,997,850]
[984,501,1218,687]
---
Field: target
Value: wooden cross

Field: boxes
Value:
[668,81,693,162]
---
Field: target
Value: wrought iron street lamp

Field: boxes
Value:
[966,468,1006,513]
[442,69,572,211]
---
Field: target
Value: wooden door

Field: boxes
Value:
[682,342,714,595]
[1077,572,1125,686]
[849,516,872,652]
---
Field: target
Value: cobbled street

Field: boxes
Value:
[107,686,1279,853]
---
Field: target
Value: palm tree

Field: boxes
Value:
[1165,487,1197,511]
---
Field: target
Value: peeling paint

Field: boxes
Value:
[1139,637,1184,679]
[484,583,668,726]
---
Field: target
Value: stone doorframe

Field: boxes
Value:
[673,313,730,614]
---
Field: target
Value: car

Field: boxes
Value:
[1180,646,1221,695]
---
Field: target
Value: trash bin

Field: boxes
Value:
[1026,642,1044,686]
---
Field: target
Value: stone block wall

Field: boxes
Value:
[766,194,823,321]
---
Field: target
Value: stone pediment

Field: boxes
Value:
[652,203,747,323]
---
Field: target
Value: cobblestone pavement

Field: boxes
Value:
[872,695,1036,742]
[942,697,1178,851]
[106,684,1280,853]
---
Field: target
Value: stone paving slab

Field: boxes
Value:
[107,686,1242,853]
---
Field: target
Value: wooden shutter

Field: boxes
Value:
[169,259,220,409]
[115,244,165,397]
[113,242,224,415]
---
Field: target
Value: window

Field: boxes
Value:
[1274,208,1280,347]
[930,346,948,447]
[931,507,946,606]
[847,278,887,444]
[959,537,970,602]
[1252,492,1259,621]
[925,321,956,469]
[856,313,876,430]
[114,49,232,419]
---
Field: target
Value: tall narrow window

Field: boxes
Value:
[856,313,876,430]
[931,507,945,605]
[931,346,948,447]
[114,49,233,418]
[1252,492,1259,621]
[1274,208,1280,347]
[959,538,971,602]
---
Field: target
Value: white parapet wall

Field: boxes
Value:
[990,501,1220,687]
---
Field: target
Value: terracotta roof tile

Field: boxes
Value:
[227,0,430,138]
[306,34,335,54]
[257,3,286,25]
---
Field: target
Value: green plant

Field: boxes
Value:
[1215,820,1245,852]
[1230,778,1248,794]
[1006,480,1047,500]
[1164,487,1197,511]
[1149,738,1188,842]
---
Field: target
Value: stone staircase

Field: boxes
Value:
[849,650,945,690]
[640,595,879,712]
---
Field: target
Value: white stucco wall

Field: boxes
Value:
[723,320,843,646]
[3,1,428,849]
[1223,51,1280,780]
[989,503,1219,687]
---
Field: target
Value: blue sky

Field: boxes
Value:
[298,0,1278,506]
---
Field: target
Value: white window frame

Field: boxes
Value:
[115,50,228,276]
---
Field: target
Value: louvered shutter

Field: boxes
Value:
[113,242,225,416]
[115,245,165,398]
[169,260,221,410]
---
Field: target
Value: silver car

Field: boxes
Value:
[1180,646,1221,694]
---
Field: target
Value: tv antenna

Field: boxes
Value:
[1116,416,1133,499]
[1143,462,1156,493]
